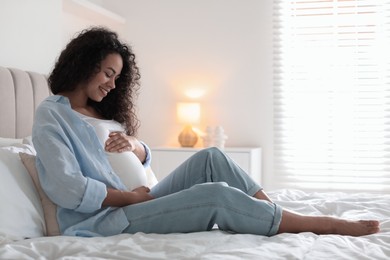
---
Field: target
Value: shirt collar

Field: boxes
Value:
[46,95,71,105]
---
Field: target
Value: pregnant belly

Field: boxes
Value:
[107,151,147,191]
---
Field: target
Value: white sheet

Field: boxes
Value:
[1,189,389,259]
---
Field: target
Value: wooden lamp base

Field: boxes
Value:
[178,125,198,147]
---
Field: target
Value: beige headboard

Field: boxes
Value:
[0,66,50,138]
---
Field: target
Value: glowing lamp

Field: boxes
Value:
[177,102,200,147]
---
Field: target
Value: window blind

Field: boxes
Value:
[273,0,390,192]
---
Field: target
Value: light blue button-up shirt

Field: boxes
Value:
[32,95,151,237]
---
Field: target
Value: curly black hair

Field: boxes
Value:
[48,26,141,136]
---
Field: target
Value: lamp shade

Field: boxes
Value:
[177,102,200,125]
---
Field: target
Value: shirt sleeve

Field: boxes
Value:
[33,105,107,213]
[75,178,108,213]
[140,141,152,168]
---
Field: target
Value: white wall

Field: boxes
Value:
[101,0,275,189]
[62,0,126,46]
[0,0,62,74]
[0,0,126,74]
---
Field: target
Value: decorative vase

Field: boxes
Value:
[178,125,198,147]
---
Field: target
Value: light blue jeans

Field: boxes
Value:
[122,147,282,236]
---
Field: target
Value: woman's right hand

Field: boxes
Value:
[130,186,154,204]
[102,187,154,207]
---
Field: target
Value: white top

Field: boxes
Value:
[76,112,147,191]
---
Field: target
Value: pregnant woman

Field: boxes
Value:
[32,27,379,237]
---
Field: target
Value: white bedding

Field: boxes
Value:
[1,189,389,260]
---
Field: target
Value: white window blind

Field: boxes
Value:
[273,0,390,192]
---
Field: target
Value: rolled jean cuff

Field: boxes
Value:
[247,183,263,197]
[267,203,283,236]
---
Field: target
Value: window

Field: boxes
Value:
[273,0,390,192]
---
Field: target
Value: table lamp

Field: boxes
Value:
[177,102,200,147]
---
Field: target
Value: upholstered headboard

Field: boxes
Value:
[0,66,50,138]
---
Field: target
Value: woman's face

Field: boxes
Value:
[84,53,123,102]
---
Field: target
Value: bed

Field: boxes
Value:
[0,66,389,259]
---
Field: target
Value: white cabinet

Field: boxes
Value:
[151,147,262,183]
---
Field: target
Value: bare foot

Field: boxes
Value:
[277,210,380,236]
[329,219,380,236]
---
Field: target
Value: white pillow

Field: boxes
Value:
[0,137,23,147]
[0,144,45,240]
[22,136,36,154]
[22,135,33,146]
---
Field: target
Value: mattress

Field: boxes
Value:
[1,189,389,259]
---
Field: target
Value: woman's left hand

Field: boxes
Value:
[105,131,137,153]
[105,131,147,163]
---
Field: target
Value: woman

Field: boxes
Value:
[32,27,380,237]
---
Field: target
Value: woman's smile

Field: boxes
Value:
[99,85,110,96]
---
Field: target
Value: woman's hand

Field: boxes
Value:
[102,186,154,207]
[105,131,138,152]
[132,186,150,193]
[105,131,146,163]
[130,186,154,204]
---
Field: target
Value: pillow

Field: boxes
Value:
[0,144,45,240]
[22,135,34,146]
[0,137,23,147]
[19,152,61,236]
